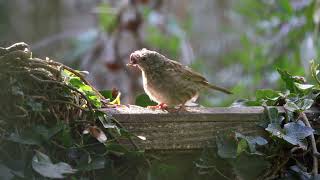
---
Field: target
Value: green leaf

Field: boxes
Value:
[135,93,157,107]
[235,132,268,154]
[310,60,320,86]
[284,99,314,112]
[287,165,311,180]
[6,125,64,145]
[266,123,283,138]
[266,120,313,148]
[237,139,248,155]
[68,77,83,88]
[256,89,281,101]
[68,76,101,108]
[6,131,42,145]
[294,83,314,91]
[32,151,77,179]
[284,101,300,112]
[99,90,113,100]
[277,69,300,94]
[297,99,314,111]
[216,133,237,159]
[264,106,280,123]
[284,121,314,141]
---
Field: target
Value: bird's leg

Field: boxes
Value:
[177,103,188,112]
[147,103,168,111]
[166,103,188,113]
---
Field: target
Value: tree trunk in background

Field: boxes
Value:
[0,0,241,104]
[1,0,98,57]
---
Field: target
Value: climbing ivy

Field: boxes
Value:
[196,60,320,179]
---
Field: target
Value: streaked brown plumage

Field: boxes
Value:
[128,49,232,110]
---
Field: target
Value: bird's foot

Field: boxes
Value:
[165,104,189,113]
[147,103,168,111]
[177,105,188,112]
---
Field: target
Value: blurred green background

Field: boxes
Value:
[0,0,318,106]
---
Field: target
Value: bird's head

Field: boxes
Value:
[127,48,164,70]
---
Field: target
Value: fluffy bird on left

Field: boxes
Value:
[127,49,232,111]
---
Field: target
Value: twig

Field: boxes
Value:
[29,74,94,113]
[300,112,319,176]
[109,116,141,151]
[213,166,232,180]
[263,156,290,180]
[48,100,89,112]
[46,60,105,99]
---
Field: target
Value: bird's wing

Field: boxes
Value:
[166,59,209,84]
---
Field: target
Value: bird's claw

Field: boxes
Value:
[147,103,168,111]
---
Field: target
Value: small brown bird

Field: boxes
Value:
[127,49,232,111]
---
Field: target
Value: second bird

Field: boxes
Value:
[127,49,232,111]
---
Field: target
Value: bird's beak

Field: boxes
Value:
[126,63,134,67]
[127,52,139,67]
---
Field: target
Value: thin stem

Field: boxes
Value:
[110,116,140,150]
[300,112,319,176]
[213,166,232,180]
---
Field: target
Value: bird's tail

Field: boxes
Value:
[207,83,233,94]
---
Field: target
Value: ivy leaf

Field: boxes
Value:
[294,82,314,91]
[310,60,320,86]
[6,125,64,145]
[216,134,237,159]
[266,123,283,139]
[266,121,313,148]
[284,121,314,141]
[287,165,311,180]
[6,131,42,145]
[277,69,300,94]
[256,89,281,101]
[285,99,314,112]
[32,151,77,179]
[284,101,300,112]
[235,132,268,154]
[267,107,280,122]
[236,138,248,155]
[99,90,113,100]
[67,76,102,108]
[297,99,314,111]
